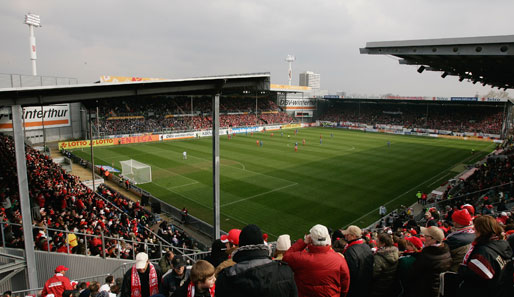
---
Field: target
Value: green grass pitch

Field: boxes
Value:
[70,127,494,239]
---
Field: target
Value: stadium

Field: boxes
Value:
[1,15,514,297]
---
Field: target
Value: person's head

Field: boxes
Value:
[377,233,393,248]
[88,281,100,295]
[105,275,114,285]
[135,252,149,272]
[309,224,331,246]
[275,234,291,253]
[115,278,123,287]
[3,291,12,297]
[341,225,362,241]
[227,229,241,247]
[55,265,69,275]
[421,226,444,246]
[166,250,174,260]
[172,256,186,275]
[473,215,504,245]
[405,236,423,251]
[461,204,475,216]
[190,260,215,290]
[332,238,348,253]
[110,285,120,295]
[78,282,88,291]
[239,224,264,247]
[452,209,472,228]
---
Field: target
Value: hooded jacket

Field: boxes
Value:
[457,239,513,297]
[283,238,350,297]
[445,226,475,272]
[215,244,297,297]
[370,246,399,297]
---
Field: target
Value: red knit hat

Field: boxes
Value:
[406,236,423,250]
[461,204,475,216]
[227,229,241,246]
[452,209,472,226]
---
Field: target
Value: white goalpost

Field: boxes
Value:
[120,159,152,184]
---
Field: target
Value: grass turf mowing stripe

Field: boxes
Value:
[70,127,494,239]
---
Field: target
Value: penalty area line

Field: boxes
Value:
[221,182,298,207]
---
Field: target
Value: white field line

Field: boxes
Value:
[102,151,200,185]
[343,151,489,227]
[168,181,200,189]
[221,182,298,207]
[189,154,297,185]
[138,143,294,184]
[151,181,278,237]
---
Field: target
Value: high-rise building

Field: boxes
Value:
[299,71,320,89]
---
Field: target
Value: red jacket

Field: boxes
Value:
[41,273,73,297]
[283,239,350,297]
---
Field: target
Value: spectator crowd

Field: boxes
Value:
[320,101,504,135]
[0,134,196,259]
[92,96,293,135]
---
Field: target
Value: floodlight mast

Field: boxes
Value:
[24,13,41,76]
[285,54,295,85]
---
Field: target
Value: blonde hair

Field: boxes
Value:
[191,260,215,284]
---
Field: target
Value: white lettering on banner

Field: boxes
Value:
[163,132,196,140]
[278,99,316,107]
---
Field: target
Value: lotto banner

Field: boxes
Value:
[0,104,70,131]
[58,138,117,150]
[59,135,160,150]
[282,123,302,129]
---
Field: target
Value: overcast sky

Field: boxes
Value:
[1,0,513,97]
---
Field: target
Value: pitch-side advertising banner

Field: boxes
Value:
[0,104,70,132]
[59,135,160,150]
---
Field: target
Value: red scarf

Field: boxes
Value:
[131,263,159,297]
[343,239,364,254]
[447,225,474,240]
[186,281,215,297]
[462,236,500,265]
[462,240,476,265]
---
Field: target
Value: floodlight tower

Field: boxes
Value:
[24,13,41,76]
[285,54,295,85]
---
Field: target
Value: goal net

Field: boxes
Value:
[120,159,152,184]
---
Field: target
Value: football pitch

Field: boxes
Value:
[70,127,494,239]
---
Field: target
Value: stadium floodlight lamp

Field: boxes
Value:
[417,66,425,73]
[25,13,41,27]
[441,72,448,78]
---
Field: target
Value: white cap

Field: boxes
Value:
[135,252,148,269]
[309,224,331,246]
[276,234,291,251]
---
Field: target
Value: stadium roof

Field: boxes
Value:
[360,35,514,90]
[0,72,271,107]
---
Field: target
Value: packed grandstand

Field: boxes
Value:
[0,93,513,297]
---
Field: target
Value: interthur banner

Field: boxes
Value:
[0,104,70,131]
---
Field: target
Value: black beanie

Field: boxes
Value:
[239,224,263,246]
